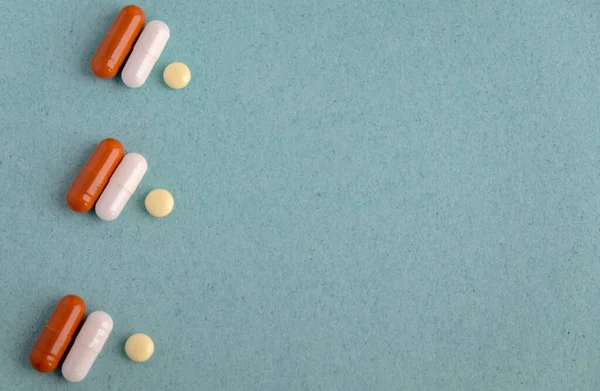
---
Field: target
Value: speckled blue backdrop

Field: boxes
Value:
[2,1,600,390]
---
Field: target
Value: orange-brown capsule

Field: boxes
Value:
[66,138,124,213]
[90,5,145,79]
[30,295,86,373]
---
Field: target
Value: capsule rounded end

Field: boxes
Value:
[121,4,145,17]
[29,351,58,373]
[62,362,88,382]
[125,153,148,170]
[121,73,145,88]
[146,20,170,35]
[90,56,117,79]
[62,370,86,383]
[62,345,95,382]
[98,138,124,151]
[95,186,124,221]
[87,311,114,330]
[95,206,119,221]
[59,295,86,310]
[66,192,93,213]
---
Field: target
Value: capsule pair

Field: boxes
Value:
[30,295,113,382]
[90,5,170,88]
[66,138,147,221]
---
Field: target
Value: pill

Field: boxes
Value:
[125,333,154,362]
[163,62,191,89]
[121,21,170,88]
[66,138,124,213]
[62,311,113,382]
[90,5,145,79]
[95,153,147,221]
[145,189,174,217]
[30,295,86,373]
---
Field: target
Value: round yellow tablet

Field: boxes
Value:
[163,62,191,89]
[145,189,174,217]
[125,333,154,362]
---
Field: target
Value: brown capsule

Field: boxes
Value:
[66,138,124,213]
[90,5,146,79]
[30,295,86,373]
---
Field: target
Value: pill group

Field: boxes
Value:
[90,5,190,89]
[30,295,154,382]
[66,138,174,220]
[32,4,184,383]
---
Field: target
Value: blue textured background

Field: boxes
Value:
[2,0,600,390]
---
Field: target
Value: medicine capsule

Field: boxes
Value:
[121,20,170,88]
[90,5,145,79]
[66,138,124,213]
[30,295,86,373]
[62,311,113,382]
[95,152,147,221]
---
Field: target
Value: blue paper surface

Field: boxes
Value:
[2,1,600,390]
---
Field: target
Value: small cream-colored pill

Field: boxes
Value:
[145,189,174,217]
[125,333,154,362]
[163,62,191,89]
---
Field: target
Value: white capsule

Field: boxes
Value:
[95,153,147,221]
[121,20,170,88]
[62,311,113,382]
